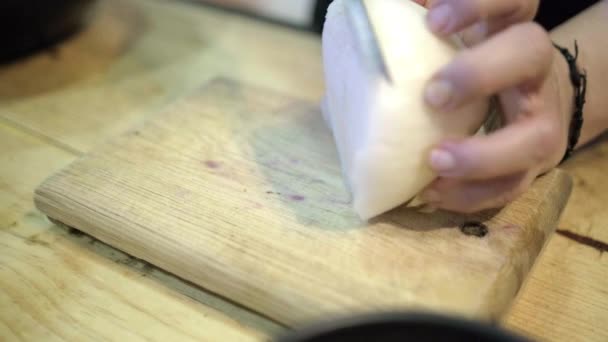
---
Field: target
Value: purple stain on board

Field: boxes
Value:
[289,194,306,202]
[204,160,221,169]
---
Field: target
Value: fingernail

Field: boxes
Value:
[427,4,451,33]
[425,80,453,108]
[430,149,456,172]
[421,189,441,204]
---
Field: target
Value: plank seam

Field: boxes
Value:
[0,115,83,156]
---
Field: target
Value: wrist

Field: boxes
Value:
[552,41,587,164]
[553,47,575,153]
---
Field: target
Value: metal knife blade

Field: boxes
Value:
[344,0,393,83]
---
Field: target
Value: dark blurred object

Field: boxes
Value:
[275,312,532,342]
[312,0,333,33]
[534,0,599,30]
[0,0,97,63]
[312,0,600,33]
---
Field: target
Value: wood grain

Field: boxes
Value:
[0,122,268,342]
[558,143,608,245]
[34,78,572,326]
[0,0,323,153]
[0,121,76,228]
[2,0,605,339]
[503,142,608,341]
[0,225,265,342]
[504,235,608,342]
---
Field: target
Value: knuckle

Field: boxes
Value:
[519,23,552,56]
[533,27,552,60]
[512,23,553,79]
[528,1,541,19]
[532,122,560,163]
[445,52,481,98]
[516,0,540,20]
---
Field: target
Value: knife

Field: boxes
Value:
[344,0,393,83]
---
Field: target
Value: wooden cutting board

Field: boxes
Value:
[34,78,572,326]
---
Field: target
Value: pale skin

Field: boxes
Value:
[409,0,608,213]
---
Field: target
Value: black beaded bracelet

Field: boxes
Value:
[553,41,587,163]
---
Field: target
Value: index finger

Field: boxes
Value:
[426,0,539,35]
[425,22,553,111]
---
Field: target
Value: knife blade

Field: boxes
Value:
[344,0,393,83]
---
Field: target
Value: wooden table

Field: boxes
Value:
[1,0,606,340]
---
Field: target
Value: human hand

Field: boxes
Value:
[416,0,575,213]
[422,0,540,45]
